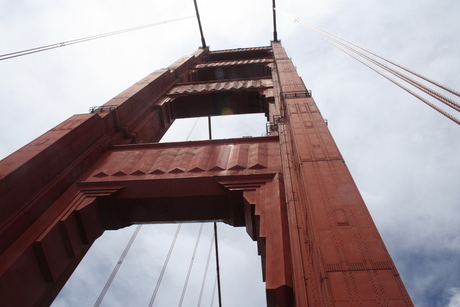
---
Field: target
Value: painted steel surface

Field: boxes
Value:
[0,43,413,306]
[271,41,412,306]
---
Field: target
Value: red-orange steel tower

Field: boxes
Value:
[0,42,413,306]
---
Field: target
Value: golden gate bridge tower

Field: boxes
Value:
[0,41,414,306]
[0,4,417,305]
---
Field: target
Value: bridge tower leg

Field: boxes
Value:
[0,42,413,306]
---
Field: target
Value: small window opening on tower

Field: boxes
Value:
[160,113,268,143]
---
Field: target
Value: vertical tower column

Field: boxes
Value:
[271,41,413,306]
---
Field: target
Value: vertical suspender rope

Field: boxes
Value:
[272,0,278,41]
[210,277,218,307]
[93,225,142,307]
[208,116,212,140]
[150,116,201,305]
[178,224,205,307]
[208,115,222,307]
[213,222,223,307]
[148,224,182,307]
[186,117,202,141]
[197,232,215,307]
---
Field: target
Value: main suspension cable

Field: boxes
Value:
[284,12,460,125]
[297,20,460,113]
[303,25,460,125]
[303,21,460,98]
[93,225,142,307]
[0,16,193,61]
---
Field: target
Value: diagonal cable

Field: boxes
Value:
[282,12,460,125]
[0,16,193,61]
[300,23,460,125]
[303,20,460,98]
[296,19,460,113]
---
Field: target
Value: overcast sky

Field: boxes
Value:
[1,0,459,306]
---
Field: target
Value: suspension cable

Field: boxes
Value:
[272,0,279,42]
[178,223,205,307]
[193,0,207,48]
[303,26,460,125]
[0,16,194,61]
[185,117,201,141]
[303,21,460,98]
[207,119,222,307]
[148,224,183,307]
[149,115,199,305]
[197,231,215,307]
[284,13,460,125]
[296,20,460,113]
[210,277,218,307]
[93,225,142,307]
[213,222,223,307]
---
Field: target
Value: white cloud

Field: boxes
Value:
[447,288,460,307]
